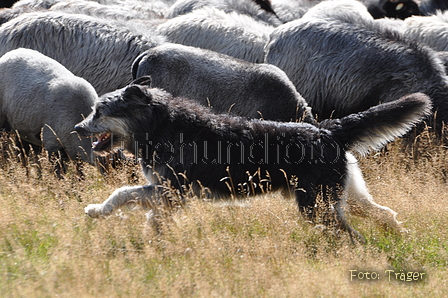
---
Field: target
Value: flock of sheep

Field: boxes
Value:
[0,0,447,239]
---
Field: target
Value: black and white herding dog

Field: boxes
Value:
[74,77,432,240]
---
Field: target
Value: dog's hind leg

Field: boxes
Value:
[334,199,366,243]
[85,185,156,218]
[344,153,403,232]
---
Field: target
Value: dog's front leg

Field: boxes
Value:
[85,185,155,218]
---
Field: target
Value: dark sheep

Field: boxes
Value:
[132,43,313,122]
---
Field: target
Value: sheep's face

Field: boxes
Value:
[383,0,420,20]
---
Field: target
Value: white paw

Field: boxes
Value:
[145,209,155,222]
[84,204,108,218]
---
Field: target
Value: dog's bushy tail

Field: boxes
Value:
[322,93,432,155]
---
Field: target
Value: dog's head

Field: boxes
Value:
[74,76,161,153]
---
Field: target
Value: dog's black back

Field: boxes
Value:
[135,104,347,209]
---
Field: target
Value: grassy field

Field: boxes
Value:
[0,131,447,297]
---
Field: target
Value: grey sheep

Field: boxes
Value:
[0,48,97,164]
[265,17,448,131]
[157,7,274,63]
[132,43,313,122]
[0,11,165,95]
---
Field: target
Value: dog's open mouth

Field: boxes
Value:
[92,132,112,151]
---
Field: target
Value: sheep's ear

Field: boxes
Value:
[122,84,152,105]
[131,75,152,87]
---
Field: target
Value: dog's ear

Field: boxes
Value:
[131,75,152,87]
[123,84,153,105]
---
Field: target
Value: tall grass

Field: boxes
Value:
[0,131,447,297]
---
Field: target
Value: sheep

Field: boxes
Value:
[264,17,448,132]
[270,0,322,23]
[301,0,374,23]
[0,48,97,168]
[49,0,165,21]
[11,0,61,9]
[269,0,369,23]
[11,0,130,9]
[165,0,282,26]
[48,0,168,34]
[114,0,173,17]
[373,16,405,31]
[0,11,165,95]
[132,43,313,122]
[156,6,274,63]
[401,12,448,52]
[0,6,40,25]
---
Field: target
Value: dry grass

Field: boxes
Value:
[0,131,447,298]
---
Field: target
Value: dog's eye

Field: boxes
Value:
[93,109,102,119]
